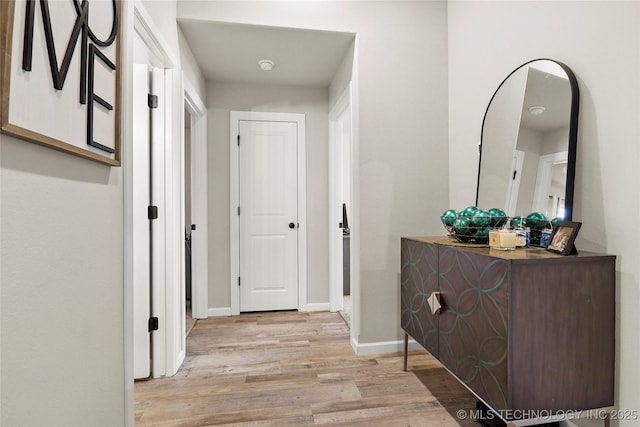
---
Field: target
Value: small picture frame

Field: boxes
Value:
[546,221,582,255]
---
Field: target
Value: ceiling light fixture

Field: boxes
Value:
[528,106,546,116]
[258,59,275,71]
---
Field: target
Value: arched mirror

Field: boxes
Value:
[476,59,579,221]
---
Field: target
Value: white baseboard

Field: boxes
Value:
[301,302,331,312]
[207,302,330,317]
[208,307,231,317]
[351,336,422,356]
[207,304,330,317]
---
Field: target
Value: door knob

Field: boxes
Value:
[289,222,296,229]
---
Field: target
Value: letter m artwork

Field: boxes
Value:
[20,0,120,155]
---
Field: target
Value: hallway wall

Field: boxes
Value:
[1,109,125,426]
[0,1,128,424]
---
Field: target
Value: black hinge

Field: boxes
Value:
[237,135,240,146]
[148,94,158,109]
[148,317,159,332]
[512,170,517,180]
[237,206,240,216]
[148,205,158,220]
[238,277,241,287]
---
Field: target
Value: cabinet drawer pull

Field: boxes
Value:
[427,291,442,315]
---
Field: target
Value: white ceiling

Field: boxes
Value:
[177,19,355,86]
[520,65,572,133]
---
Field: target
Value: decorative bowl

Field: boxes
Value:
[440,213,495,244]
[440,209,556,246]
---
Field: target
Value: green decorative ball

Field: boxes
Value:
[441,209,458,227]
[461,206,478,217]
[454,217,471,235]
[551,217,562,227]
[488,208,507,227]
[471,210,491,227]
[475,227,490,238]
[510,216,527,228]
[526,212,549,230]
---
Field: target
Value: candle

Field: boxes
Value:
[489,230,516,250]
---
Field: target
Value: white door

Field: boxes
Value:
[132,64,151,379]
[239,120,299,312]
[132,64,165,378]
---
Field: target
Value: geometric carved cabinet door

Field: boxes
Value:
[401,236,616,420]
[438,246,510,411]
[401,238,439,357]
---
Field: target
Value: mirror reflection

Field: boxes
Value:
[476,59,578,221]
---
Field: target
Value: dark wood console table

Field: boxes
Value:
[401,236,615,424]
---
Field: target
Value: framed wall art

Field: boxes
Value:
[1,0,122,166]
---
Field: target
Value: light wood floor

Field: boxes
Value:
[135,311,477,426]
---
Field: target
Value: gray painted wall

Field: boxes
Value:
[1,138,125,425]
[178,26,207,102]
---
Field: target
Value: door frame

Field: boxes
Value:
[230,111,307,315]
[123,2,181,425]
[328,83,352,313]
[183,77,208,319]
[532,151,568,215]
[131,64,168,379]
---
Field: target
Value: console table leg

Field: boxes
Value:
[403,333,408,371]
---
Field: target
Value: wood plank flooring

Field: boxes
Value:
[135,311,477,426]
